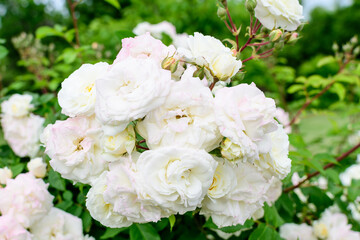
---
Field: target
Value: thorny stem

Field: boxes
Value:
[223,1,240,51]
[283,142,360,193]
[288,57,352,126]
[67,0,80,47]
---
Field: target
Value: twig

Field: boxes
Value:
[67,0,80,47]
[283,142,360,193]
[136,145,149,151]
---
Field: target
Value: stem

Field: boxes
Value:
[248,41,271,47]
[67,0,80,47]
[225,7,236,32]
[136,145,149,151]
[283,142,360,193]
[209,78,219,91]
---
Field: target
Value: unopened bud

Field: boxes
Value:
[169,60,179,73]
[287,32,299,43]
[219,0,227,7]
[161,56,176,70]
[343,43,352,52]
[269,29,282,42]
[274,41,284,51]
[217,6,227,21]
[332,43,339,52]
[245,0,257,14]
[193,67,205,80]
[350,36,358,45]
[354,46,360,56]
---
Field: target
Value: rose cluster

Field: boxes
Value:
[40,30,292,229]
[0,172,94,240]
[279,206,360,240]
[1,94,44,158]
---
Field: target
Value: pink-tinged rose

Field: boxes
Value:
[113,33,176,65]
[0,215,32,240]
[1,114,44,158]
[0,173,53,228]
[41,116,107,184]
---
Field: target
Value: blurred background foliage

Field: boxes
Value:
[0,0,359,239]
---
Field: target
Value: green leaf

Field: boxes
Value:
[276,194,294,217]
[313,153,338,165]
[264,204,284,228]
[82,210,92,232]
[104,0,121,9]
[331,83,346,101]
[161,32,173,46]
[56,200,73,210]
[317,56,336,68]
[101,228,127,239]
[48,169,66,191]
[287,84,304,94]
[115,30,135,41]
[0,45,9,59]
[219,219,254,233]
[334,74,360,84]
[169,215,176,231]
[302,187,332,213]
[348,180,360,202]
[203,217,218,229]
[130,223,161,240]
[249,223,282,240]
[36,26,62,39]
[10,163,25,177]
[63,190,73,201]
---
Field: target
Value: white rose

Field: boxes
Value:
[136,147,217,214]
[86,172,133,228]
[1,94,34,117]
[133,21,177,40]
[95,57,173,134]
[42,116,107,184]
[279,223,317,240]
[265,177,282,204]
[27,157,47,178]
[255,124,291,179]
[340,164,360,186]
[214,83,278,161]
[348,200,360,222]
[58,62,109,117]
[137,75,221,151]
[30,207,85,240]
[200,162,271,227]
[103,153,168,223]
[0,167,12,185]
[255,0,303,31]
[1,113,44,158]
[100,125,136,162]
[0,215,32,240]
[178,32,242,81]
[0,173,53,228]
[207,157,237,199]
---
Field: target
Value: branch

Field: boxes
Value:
[67,0,80,47]
[288,57,353,126]
[283,142,360,193]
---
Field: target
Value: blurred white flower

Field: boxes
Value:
[0,215,32,240]
[339,164,360,186]
[279,223,316,240]
[30,207,86,240]
[1,94,34,117]
[275,107,291,133]
[133,21,177,40]
[0,167,12,185]
[2,114,44,158]
[0,173,53,228]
